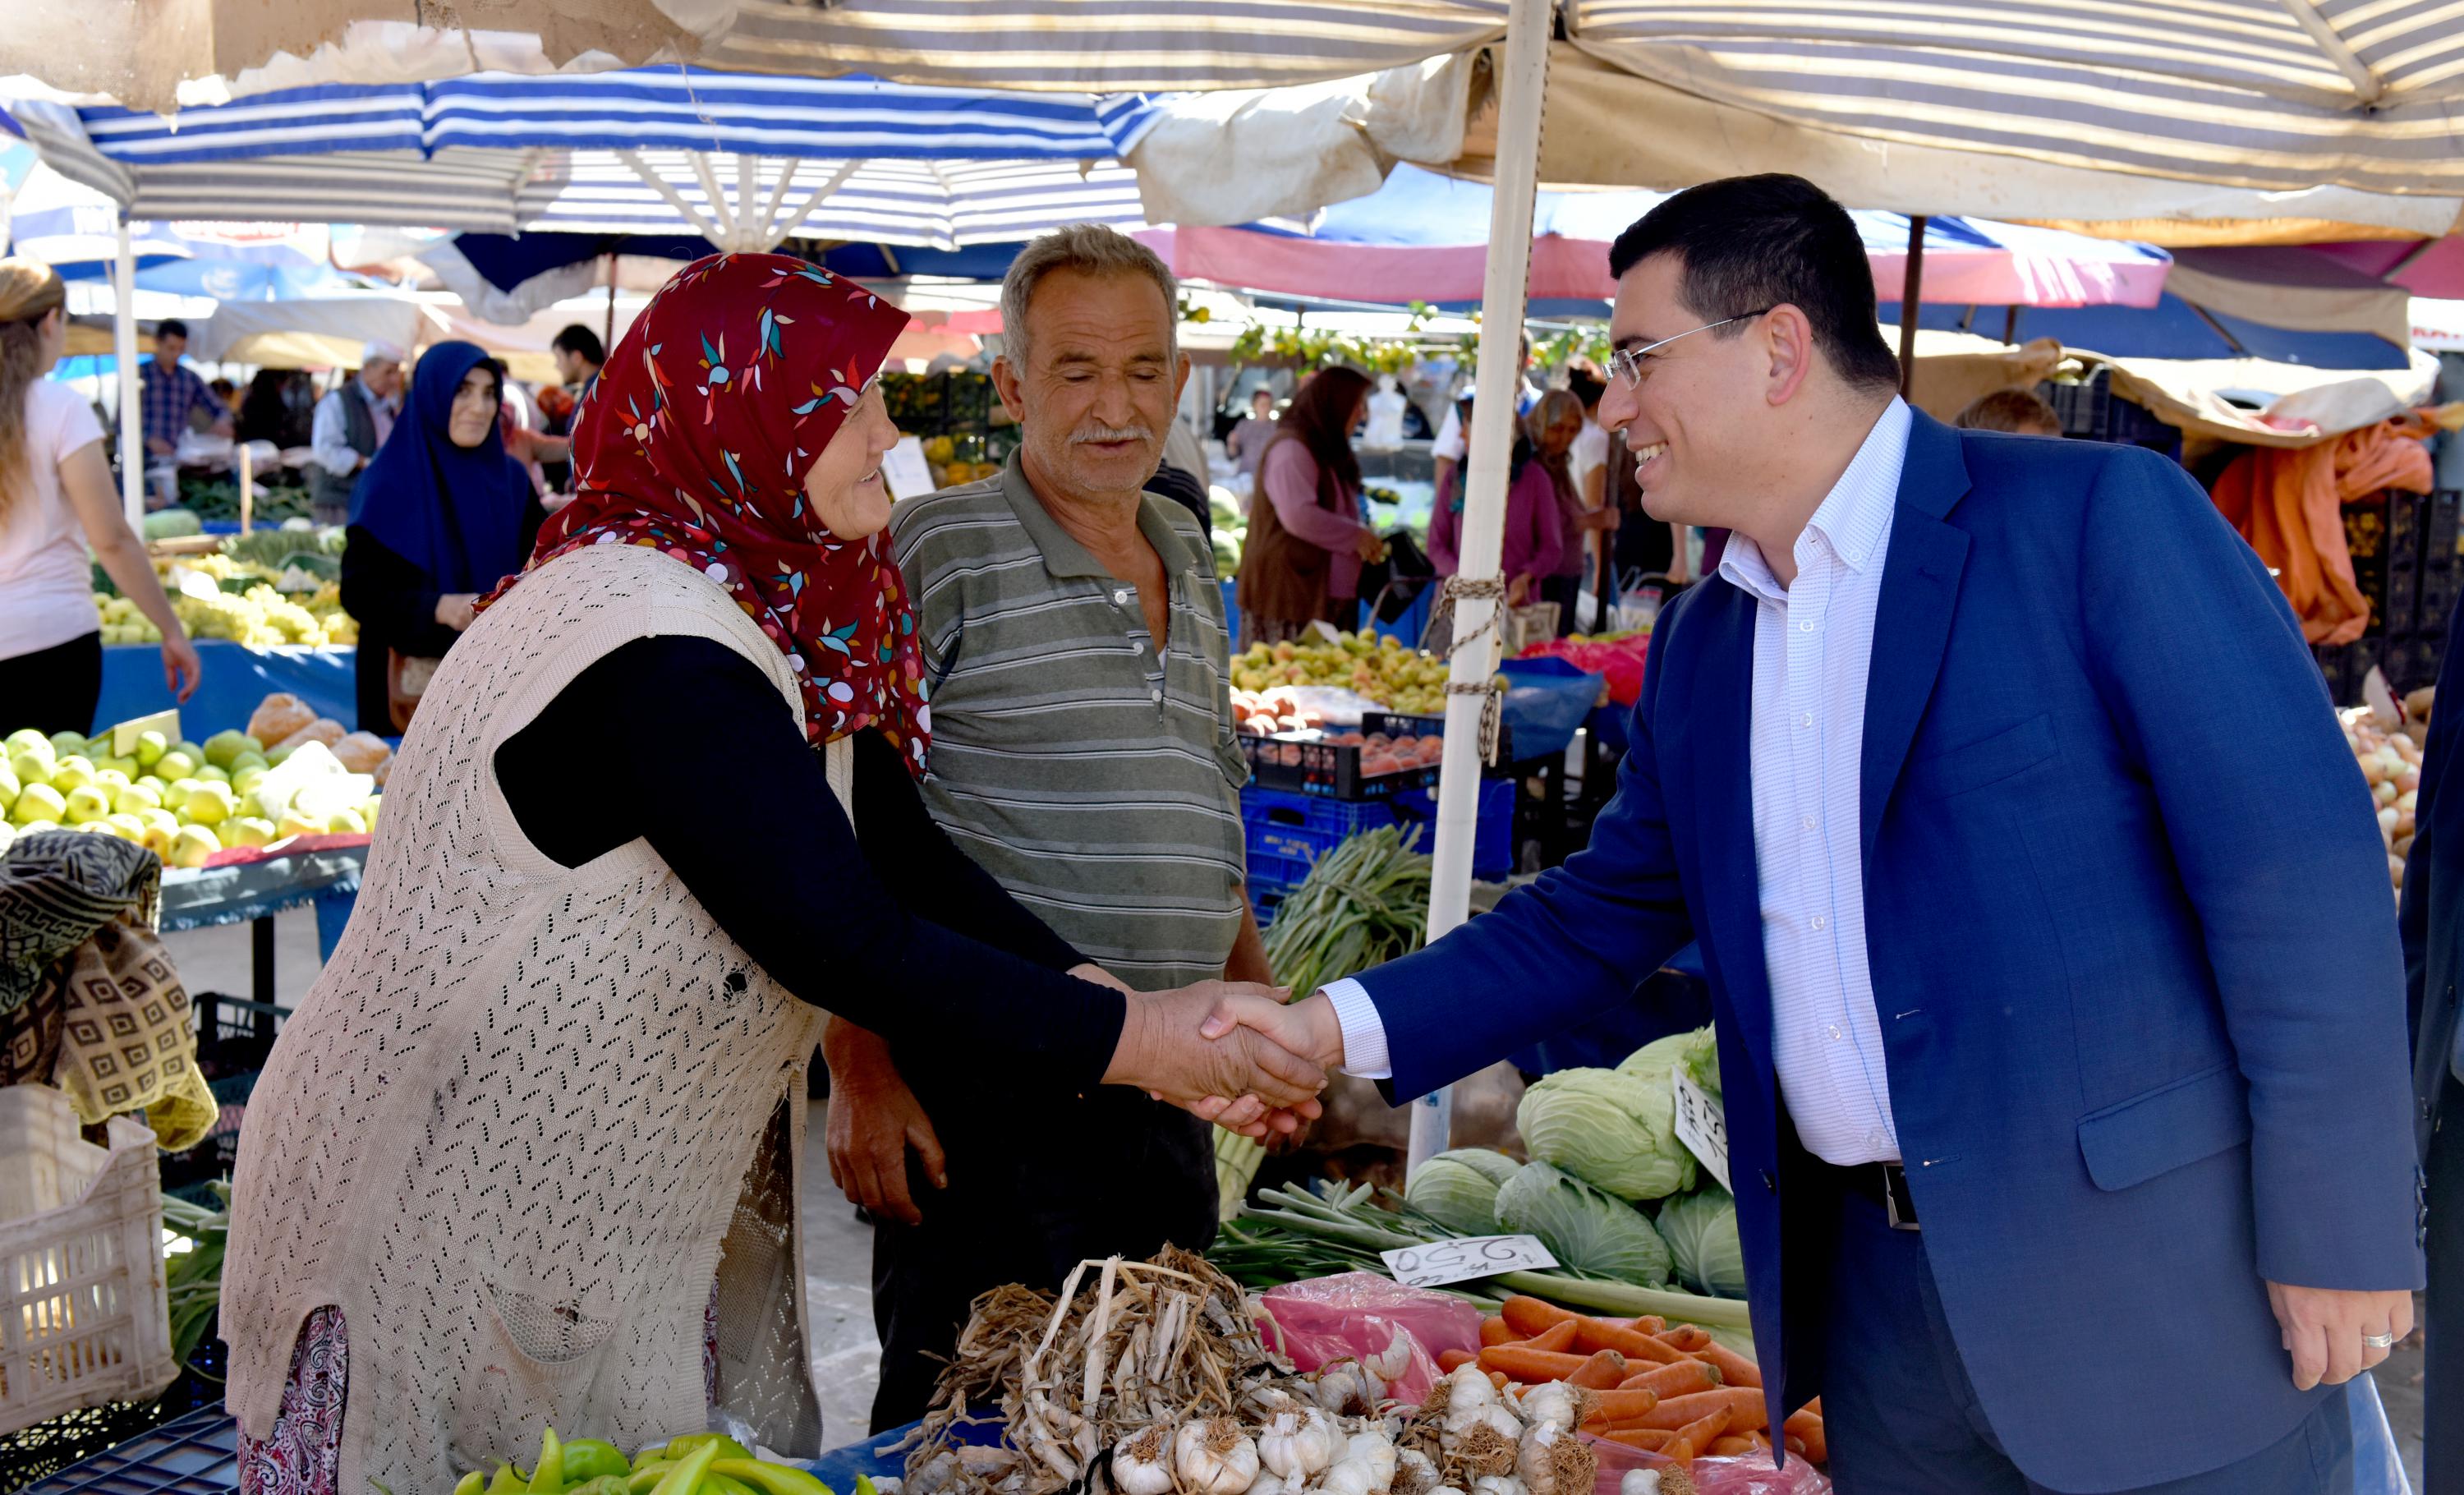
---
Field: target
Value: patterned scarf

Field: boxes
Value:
[480,252,930,773]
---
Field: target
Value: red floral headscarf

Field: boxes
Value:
[482,252,930,774]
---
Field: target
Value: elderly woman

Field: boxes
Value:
[1235,366,1382,643]
[338,343,545,732]
[1528,389,1616,637]
[1427,394,1562,610]
[222,255,1319,1495]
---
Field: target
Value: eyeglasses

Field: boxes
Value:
[1607,310,1773,390]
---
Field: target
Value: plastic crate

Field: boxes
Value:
[2039,371,2182,459]
[1243,789,1397,899]
[1239,715,1460,800]
[159,995,287,1203]
[0,1089,179,1438]
[18,1401,234,1494]
[1391,778,1517,882]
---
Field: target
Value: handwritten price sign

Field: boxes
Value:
[1380,1235,1559,1289]
[1672,1067,1731,1193]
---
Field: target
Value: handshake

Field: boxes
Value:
[1096,978,1347,1137]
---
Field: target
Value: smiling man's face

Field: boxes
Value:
[1596,252,1770,530]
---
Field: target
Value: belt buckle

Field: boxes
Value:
[1882,1164,1920,1231]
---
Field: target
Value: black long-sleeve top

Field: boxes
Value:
[490,633,1126,1084]
[338,499,546,732]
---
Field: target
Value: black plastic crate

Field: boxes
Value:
[2039,371,2183,459]
[2383,631,2446,693]
[16,1401,234,1494]
[2314,641,2376,706]
[2430,490,2462,567]
[160,994,288,1200]
[2345,494,2392,637]
[1237,712,1512,800]
[2423,557,2462,639]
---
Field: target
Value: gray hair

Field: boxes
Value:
[997,223,1179,371]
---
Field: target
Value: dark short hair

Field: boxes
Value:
[1565,366,1607,409]
[1955,389,2064,435]
[551,324,605,365]
[156,318,190,342]
[1607,174,1901,394]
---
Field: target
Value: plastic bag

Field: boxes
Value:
[1590,1436,1832,1495]
[1253,1272,1482,1407]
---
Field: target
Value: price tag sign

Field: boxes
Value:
[1380,1235,1557,1290]
[1671,1067,1731,1194]
[879,435,936,499]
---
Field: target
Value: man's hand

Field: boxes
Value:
[1104,982,1326,1136]
[1201,990,1346,1070]
[822,1019,945,1227]
[146,437,175,458]
[2265,1281,2414,1391]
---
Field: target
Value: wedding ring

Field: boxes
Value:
[2363,1332,2398,1350]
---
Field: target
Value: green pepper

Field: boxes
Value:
[704,1478,758,1495]
[665,1434,756,1464]
[485,1462,529,1495]
[566,1479,632,1495]
[453,1474,485,1495]
[650,1442,722,1495]
[562,1439,632,1484]
[527,1428,566,1493]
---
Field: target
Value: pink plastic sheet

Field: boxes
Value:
[1254,1273,1483,1407]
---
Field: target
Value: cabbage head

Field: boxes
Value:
[1517,1066,1697,1201]
[1405,1149,1517,1235]
[1494,1162,1672,1286]
[1654,1186,1746,1298]
[1618,1026,1721,1101]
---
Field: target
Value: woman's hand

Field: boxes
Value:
[822,1019,946,1227]
[1069,962,1133,994]
[434,592,479,631]
[1506,574,1533,608]
[1354,528,1387,563]
[160,627,202,704]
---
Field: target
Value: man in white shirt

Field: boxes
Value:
[307,342,404,522]
[1211,175,2420,1494]
[1432,333,1538,499]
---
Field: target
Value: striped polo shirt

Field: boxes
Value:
[890,457,1250,991]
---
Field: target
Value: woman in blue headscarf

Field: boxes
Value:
[338,343,543,731]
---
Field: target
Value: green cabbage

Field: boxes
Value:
[1517,1066,1697,1201]
[1654,1187,1747,1298]
[1618,1026,1721,1100]
[1494,1162,1672,1286]
[1404,1149,1517,1235]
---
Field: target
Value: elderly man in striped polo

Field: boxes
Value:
[837,224,1273,1430]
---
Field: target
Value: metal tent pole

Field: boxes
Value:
[1406,0,1553,1176]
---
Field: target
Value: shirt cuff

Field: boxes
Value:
[1321,977,1393,1080]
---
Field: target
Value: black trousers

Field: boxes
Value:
[0,631,102,738]
[2429,1069,2464,1494]
[865,1091,1217,1433]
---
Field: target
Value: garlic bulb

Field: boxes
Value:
[1618,1474,1662,1495]
[1321,1460,1381,1495]
[1473,1475,1529,1495]
[1257,1408,1335,1483]
[1392,1447,1440,1495]
[1514,1382,1578,1435]
[1364,1327,1414,1384]
[1111,1427,1176,1495]
[1251,1474,1293,1495]
[1172,1419,1261,1495]
[1316,1362,1379,1418]
[1345,1430,1399,1491]
[1516,1420,1597,1495]
[1440,1366,1502,1438]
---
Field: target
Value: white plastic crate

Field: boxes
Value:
[0,1087,179,1437]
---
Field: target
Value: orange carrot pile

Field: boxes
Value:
[1464,1295,1824,1470]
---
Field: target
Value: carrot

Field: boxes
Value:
[1521,1319,1582,1355]
[1662,1407,1733,1465]
[1602,1428,1671,1451]
[1573,1388,1659,1424]
[1571,1317,1689,1365]
[1783,1410,1827,1463]
[1708,1437,1757,1457]
[1567,1349,1629,1390]
[1634,1388,1769,1433]
[1748,1432,1772,1451]
[1489,1371,1510,1394]
[1618,1359,1719,1399]
[1479,1317,1517,1348]
[1476,1346,1590,1382]
[1437,1349,1477,1373]
[1630,1315,1666,1334]
[1692,1341,1763,1390]
[1658,1325,1712,1353]
[1499,1296,1579,1338]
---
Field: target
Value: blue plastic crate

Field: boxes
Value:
[1391,778,1515,881]
[1243,788,1399,910]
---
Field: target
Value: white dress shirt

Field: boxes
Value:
[310,379,398,479]
[1326,399,1914,1168]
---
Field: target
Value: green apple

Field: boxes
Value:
[229,751,269,775]
[113,782,163,815]
[79,820,119,836]
[275,809,324,840]
[220,816,276,849]
[132,729,169,768]
[11,783,67,826]
[48,756,96,793]
[3,729,48,755]
[265,744,296,767]
[62,784,115,825]
[91,768,131,794]
[0,762,18,813]
[162,778,199,811]
[167,824,221,868]
[101,755,141,780]
[47,731,86,760]
[10,745,56,787]
[358,796,382,830]
[14,819,57,836]
[103,812,148,842]
[324,807,368,835]
[202,730,261,769]
[154,750,199,782]
[182,782,236,826]
[195,765,230,784]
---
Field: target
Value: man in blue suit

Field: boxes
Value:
[1222,177,2424,1492]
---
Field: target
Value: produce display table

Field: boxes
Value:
[160,840,369,1010]
[97,642,359,738]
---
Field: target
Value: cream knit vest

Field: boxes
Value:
[224,543,840,1493]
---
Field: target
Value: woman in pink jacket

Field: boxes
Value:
[1427,394,1562,605]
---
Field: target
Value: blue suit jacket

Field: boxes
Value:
[1356,413,2424,1491]
[2401,585,2464,1148]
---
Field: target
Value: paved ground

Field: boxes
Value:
[159,913,2430,1484]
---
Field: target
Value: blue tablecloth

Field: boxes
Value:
[159,843,366,960]
[98,641,358,736]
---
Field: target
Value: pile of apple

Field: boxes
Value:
[1,718,383,867]
[1230,631,1454,715]
[2343,685,2433,895]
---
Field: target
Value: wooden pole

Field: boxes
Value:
[1897,215,1927,398]
[603,254,618,351]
